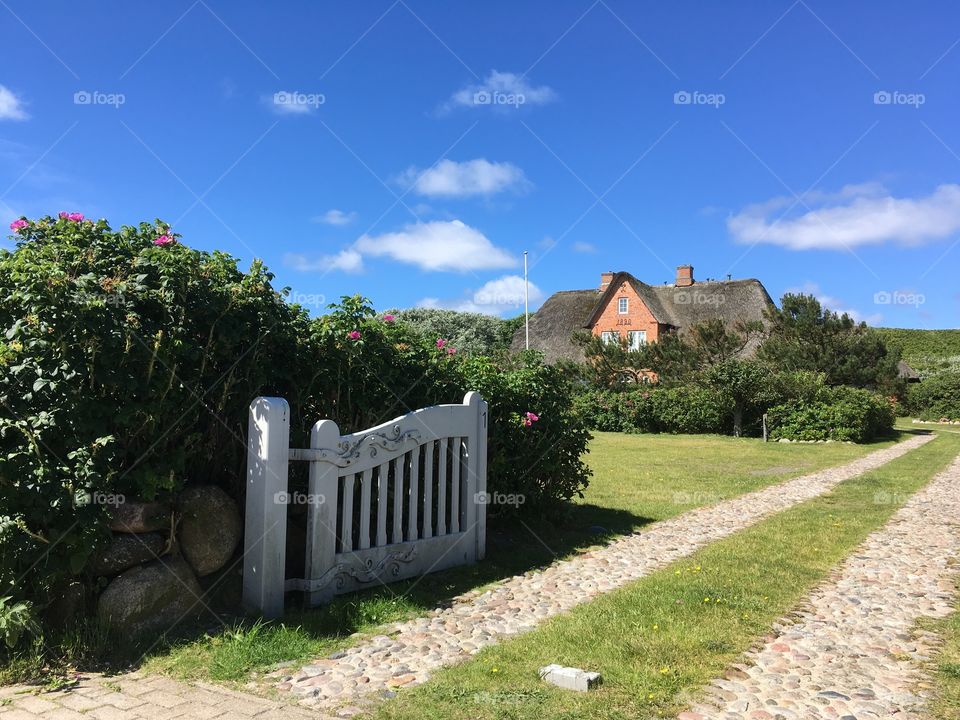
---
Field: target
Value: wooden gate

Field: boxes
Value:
[242,392,488,618]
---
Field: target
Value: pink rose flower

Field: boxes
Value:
[523,417,532,427]
[525,411,539,423]
[446,347,457,355]
[436,338,447,349]
[383,314,396,323]
[348,330,361,341]
[153,234,175,247]
[59,211,84,222]
[9,219,28,231]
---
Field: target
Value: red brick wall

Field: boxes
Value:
[590,279,662,343]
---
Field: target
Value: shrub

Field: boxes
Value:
[649,385,730,434]
[767,386,894,442]
[906,371,960,421]
[457,352,592,515]
[573,385,728,435]
[0,216,313,612]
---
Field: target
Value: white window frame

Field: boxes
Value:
[618,297,629,314]
[601,331,619,345]
[628,330,647,350]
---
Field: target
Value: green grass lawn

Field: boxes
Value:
[369,431,958,720]
[924,584,960,720]
[140,431,899,684]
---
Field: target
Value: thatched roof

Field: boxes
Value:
[510,289,598,363]
[511,271,775,362]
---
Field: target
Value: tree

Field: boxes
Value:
[702,359,770,437]
[758,294,902,393]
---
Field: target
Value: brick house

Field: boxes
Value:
[511,265,775,363]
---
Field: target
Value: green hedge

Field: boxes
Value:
[906,371,960,421]
[766,385,895,442]
[573,386,730,435]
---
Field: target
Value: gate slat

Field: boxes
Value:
[358,468,372,550]
[340,473,354,553]
[437,438,448,536]
[450,438,460,534]
[376,461,389,546]
[391,456,404,544]
[422,441,434,539]
[407,446,420,542]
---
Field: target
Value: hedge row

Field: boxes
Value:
[905,371,960,421]
[574,378,895,442]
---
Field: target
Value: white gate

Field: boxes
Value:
[242,392,488,618]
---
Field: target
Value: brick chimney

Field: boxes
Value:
[599,271,614,291]
[675,265,694,287]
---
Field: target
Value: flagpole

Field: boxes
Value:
[523,251,529,350]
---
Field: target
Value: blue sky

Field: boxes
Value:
[1,1,959,328]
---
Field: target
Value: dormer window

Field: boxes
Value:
[618,297,628,314]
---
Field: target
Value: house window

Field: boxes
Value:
[601,331,619,345]
[628,330,647,350]
[618,297,629,314]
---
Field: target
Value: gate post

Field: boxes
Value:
[242,397,290,618]
[305,419,341,606]
[474,394,488,561]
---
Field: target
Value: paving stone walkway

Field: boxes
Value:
[273,434,934,713]
[0,671,317,720]
[679,449,960,720]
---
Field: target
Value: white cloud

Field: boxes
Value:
[416,274,543,316]
[283,248,363,273]
[572,241,596,253]
[314,209,357,226]
[445,70,556,111]
[0,86,28,121]
[399,159,529,198]
[789,282,882,325]
[728,183,960,250]
[355,220,515,272]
